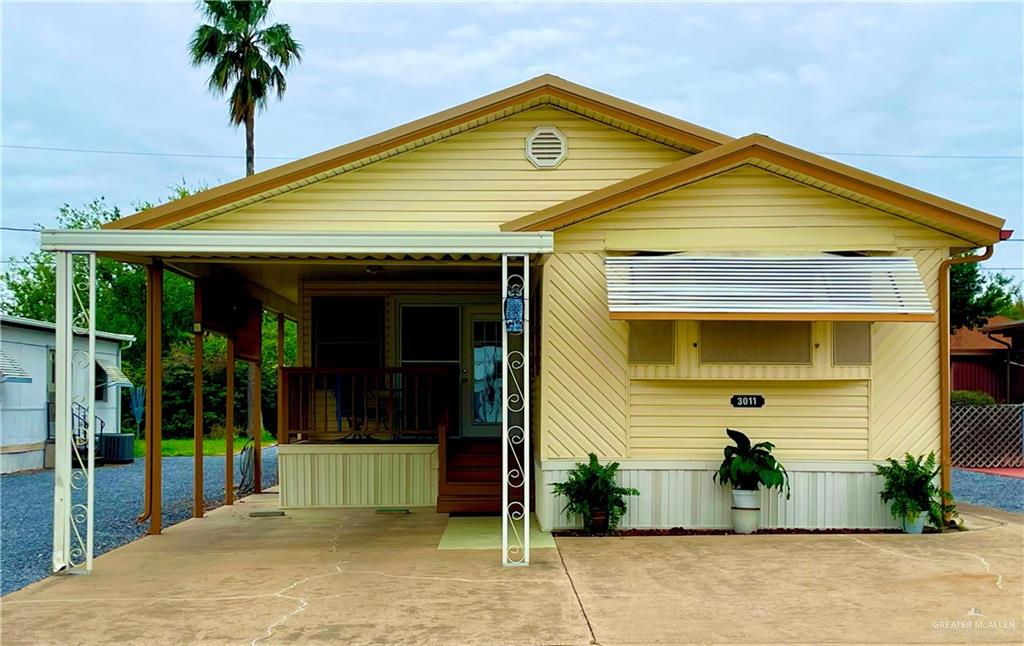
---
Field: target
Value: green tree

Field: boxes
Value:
[188,0,303,176]
[0,198,194,387]
[949,261,1018,332]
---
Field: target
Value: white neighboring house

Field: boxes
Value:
[1,315,135,474]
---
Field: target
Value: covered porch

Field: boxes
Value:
[39,229,552,571]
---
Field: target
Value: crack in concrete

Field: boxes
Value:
[848,536,1007,591]
[250,563,346,646]
[935,547,1005,591]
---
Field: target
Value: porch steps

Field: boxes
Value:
[439,438,502,513]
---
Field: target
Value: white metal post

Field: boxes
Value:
[522,258,530,564]
[501,253,530,566]
[501,254,509,564]
[52,251,72,572]
[85,253,96,571]
[52,251,97,574]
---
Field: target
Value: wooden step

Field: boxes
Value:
[437,493,501,514]
[446,468,500,482]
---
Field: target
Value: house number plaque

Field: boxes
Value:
[730,395,765,408]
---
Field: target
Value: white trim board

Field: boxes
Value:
[40,230,555,256]
[540,459,883,473]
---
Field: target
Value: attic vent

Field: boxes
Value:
[525,127,567,168]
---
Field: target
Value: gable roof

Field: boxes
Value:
[104,75,732,231]
[501,134,1006,245]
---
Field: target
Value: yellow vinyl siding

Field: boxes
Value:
[870,248,944,459]
[187,107,687,232]
[278,444,438,508]
[556,165,968,251]
[541,253,629,459]
[630,322,871,381]
[629,380,870,460]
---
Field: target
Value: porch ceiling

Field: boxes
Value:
[174,259,503,306]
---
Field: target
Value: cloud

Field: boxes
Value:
[1,1,1021,275]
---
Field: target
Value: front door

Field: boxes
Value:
[460,305,502,437]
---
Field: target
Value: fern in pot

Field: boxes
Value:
[551,454,639,533]
[713,429,790,534]
[875,452,958,533]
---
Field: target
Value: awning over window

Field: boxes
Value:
[605,256,935,321]
[96,356,133,388]
[0,349,32,383]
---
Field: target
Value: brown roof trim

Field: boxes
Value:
[502,134,1006,244]
[105,75,733,231]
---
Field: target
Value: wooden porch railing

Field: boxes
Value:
[280,367,454,444]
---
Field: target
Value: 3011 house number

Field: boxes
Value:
[730,395,765,408]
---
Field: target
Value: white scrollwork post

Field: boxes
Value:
[501,253,530,566]
[52,251,96,574]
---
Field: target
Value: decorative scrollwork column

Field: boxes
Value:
[502,254,530,566]
[52,251,96,574]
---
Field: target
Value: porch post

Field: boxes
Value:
[51,251,72,572]
[276,313,286,446]
[146,262,163,535]
[501,253,530,566]
[225,337,235,505]
[51,251,97,573]
[193,282,204,518]
[252,360,262,493]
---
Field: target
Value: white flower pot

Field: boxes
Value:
[902,513,927,534]
[731,489,761,534]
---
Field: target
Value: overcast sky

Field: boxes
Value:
[2,1,1022,279]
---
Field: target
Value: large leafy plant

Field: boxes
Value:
[551,454,639,532]
[714,429,790,497]
[875,452,957,529]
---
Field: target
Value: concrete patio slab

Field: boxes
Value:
[1,494,590,645]
[2,494,1021,645]
[557,519,1024,644]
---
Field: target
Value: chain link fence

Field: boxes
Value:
[951,404,1024,468]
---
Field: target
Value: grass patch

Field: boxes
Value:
[133,431,276,458]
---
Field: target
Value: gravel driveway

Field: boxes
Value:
[0,446,277,595]
[952,467,1024,514]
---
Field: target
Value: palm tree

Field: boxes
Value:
[189,0,302,177]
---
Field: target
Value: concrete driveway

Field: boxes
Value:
[2,497,1021,645]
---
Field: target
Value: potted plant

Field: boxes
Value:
[713,429,790,534]
[875,452,958,533]
[551,453,639,533]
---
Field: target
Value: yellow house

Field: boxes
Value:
[41,76,1007,567]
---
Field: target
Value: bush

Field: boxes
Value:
[951,390,996,406]
[875,452,958,530]
[550,454,639,533]
[713,428,790,497]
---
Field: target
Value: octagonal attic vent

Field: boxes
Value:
[525,127,567,168]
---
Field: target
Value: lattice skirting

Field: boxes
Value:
[536,460,900,530]
[951,404,1024,468]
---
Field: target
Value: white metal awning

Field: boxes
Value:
[95,356,133,388]
[605,256,935,321]
[39,230,554,256]
[0,349,32,383]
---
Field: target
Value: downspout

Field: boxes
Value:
[938,245,994,496]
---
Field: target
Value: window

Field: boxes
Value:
[311,297,385,368]
[699,321,812,364]
[95,364,107,401]
[400,306,460,363]
[833,322,872,365]
[628,321,676,364]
